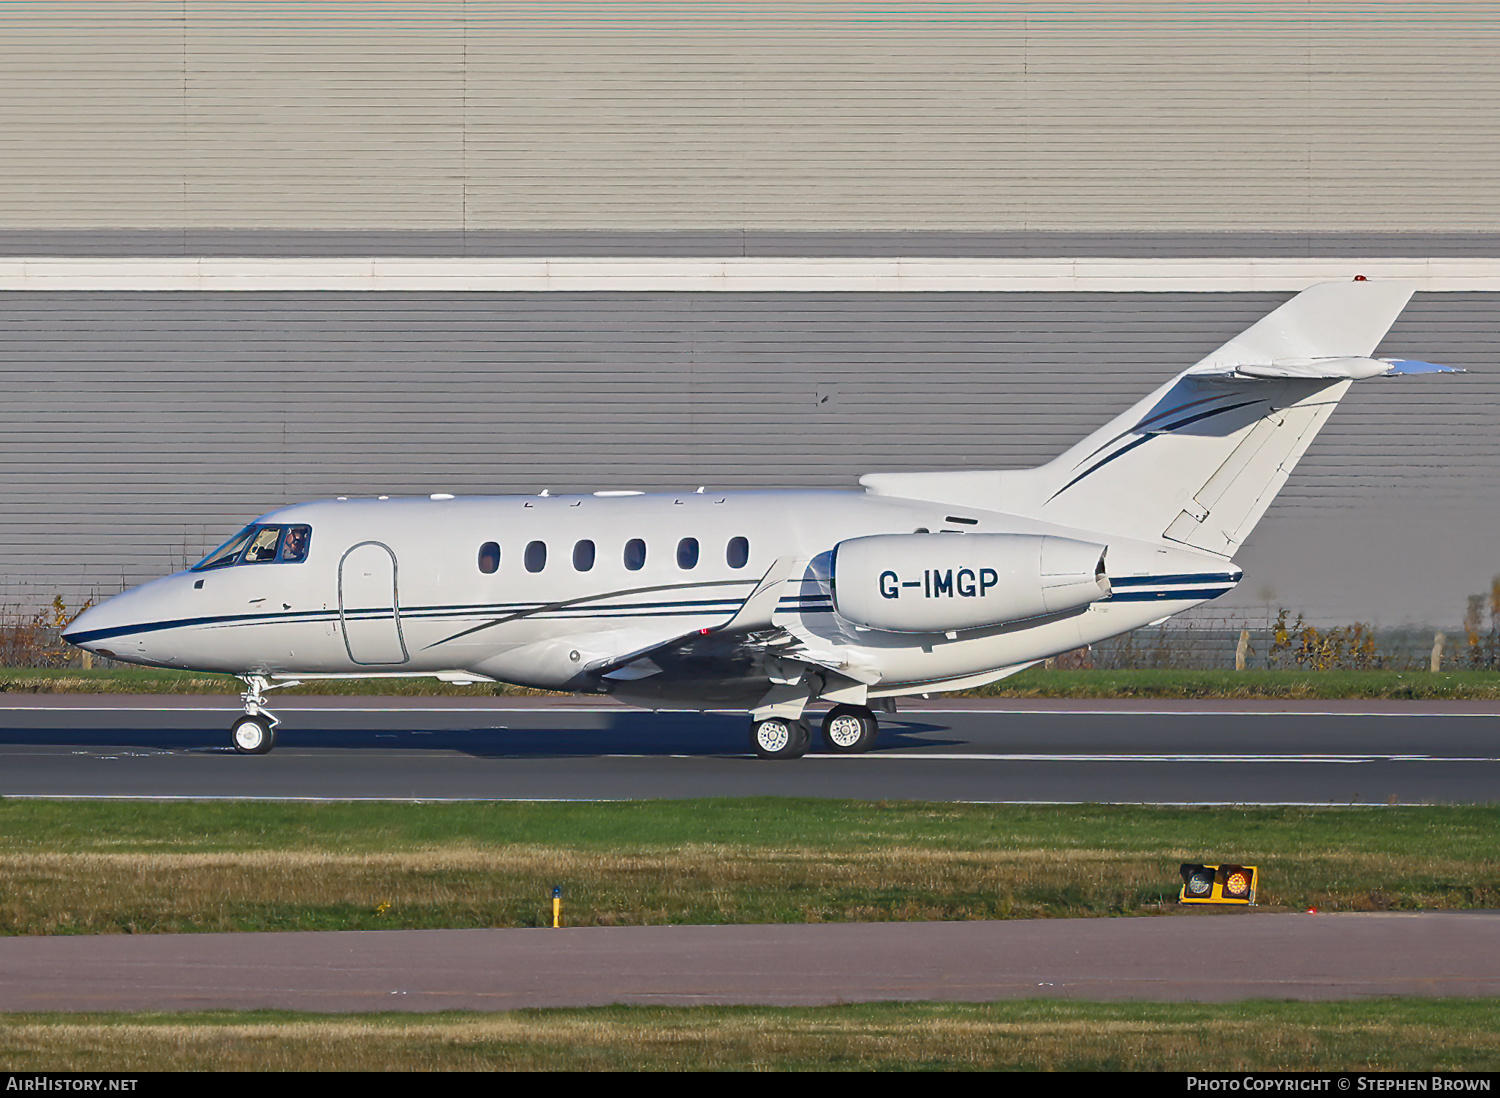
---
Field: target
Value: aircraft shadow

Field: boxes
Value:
[0,713,957,758]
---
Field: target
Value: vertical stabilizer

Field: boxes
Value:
[861,280,1422,555]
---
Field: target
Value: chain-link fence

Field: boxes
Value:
[4,597,1497,673]
[1066,607,1487,672]
[0,597,123,669]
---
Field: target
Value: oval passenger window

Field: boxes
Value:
[727,536,749,569]
[677,537,699,570]
[478,541,500,574]
[525,540,547,573]
[573,539,595,571]
[623,538,646,571]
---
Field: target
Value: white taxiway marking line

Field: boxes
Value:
[3,747,1494,765]
[0,795,1468,807]
[0,705,1492,719]
[810,753,1500,763]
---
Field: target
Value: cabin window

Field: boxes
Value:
[478,542,500,574]
[623,538,646,571]
[727,536,749,569]
[677,537,699,570]
[525,540,547,573]
[573,539,595,571]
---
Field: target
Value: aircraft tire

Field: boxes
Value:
[231,715,276,755]
[750,716,809,760]
[821,705,879,753]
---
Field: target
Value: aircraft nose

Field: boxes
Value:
[59,573,204,668]
[61,581,177,656]
[61,598,123,652]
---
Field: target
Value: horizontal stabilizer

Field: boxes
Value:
[1189,356,1463,381]
[1381,358,1463,375]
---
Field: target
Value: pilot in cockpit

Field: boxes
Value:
[282,526,309,563]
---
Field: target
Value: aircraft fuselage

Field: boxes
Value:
[65,488,1238,705]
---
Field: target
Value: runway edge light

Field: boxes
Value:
[1179,863,1257,905]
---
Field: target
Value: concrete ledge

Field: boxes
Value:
[2,256,1500,291]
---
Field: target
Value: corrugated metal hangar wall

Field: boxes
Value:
[1,2,1497,627]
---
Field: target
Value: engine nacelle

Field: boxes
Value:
[830,533,1110,634]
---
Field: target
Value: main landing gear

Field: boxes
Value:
[231,674,280,754]
[750,715,810,760]
[820,704,880,754]
[749,704,881,760]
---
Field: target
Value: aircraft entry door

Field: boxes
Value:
[338,541,410,665]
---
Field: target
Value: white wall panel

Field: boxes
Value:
[2,3,1498,231]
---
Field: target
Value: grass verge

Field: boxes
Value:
[1,800,1496,934]
[2,1001,1498,1071]
[0,666,557,696]
[978,668,1500,700]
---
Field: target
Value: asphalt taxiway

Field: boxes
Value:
[0,696,1496,803]
[0,912,1494,1011]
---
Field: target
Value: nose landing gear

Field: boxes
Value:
[231,674,287,754]
[232,713,276,754]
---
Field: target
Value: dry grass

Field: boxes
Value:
[0,842,1491,935]
[3,1003,1498,1070]
[0,800,1493,933]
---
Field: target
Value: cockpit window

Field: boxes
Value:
[279,526,311,563]
[244,527,283,563]
[192,524,313,571]
[194,526,256,571]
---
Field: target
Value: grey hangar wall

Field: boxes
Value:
[3,284,1495,626]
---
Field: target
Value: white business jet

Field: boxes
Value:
[64,279,1455,757]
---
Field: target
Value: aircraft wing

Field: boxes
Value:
[711,556,799,632]
[586,556,885,688]
[589,557,801,681]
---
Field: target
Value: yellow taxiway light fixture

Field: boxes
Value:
[552,885,563,927]
[1179,863,1257,905]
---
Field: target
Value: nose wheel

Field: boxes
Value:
[232,714,277,754]
[232,674,284,754]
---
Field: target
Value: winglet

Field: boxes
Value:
[715,557,799,633]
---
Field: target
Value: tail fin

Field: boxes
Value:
[862,280,1453,556]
